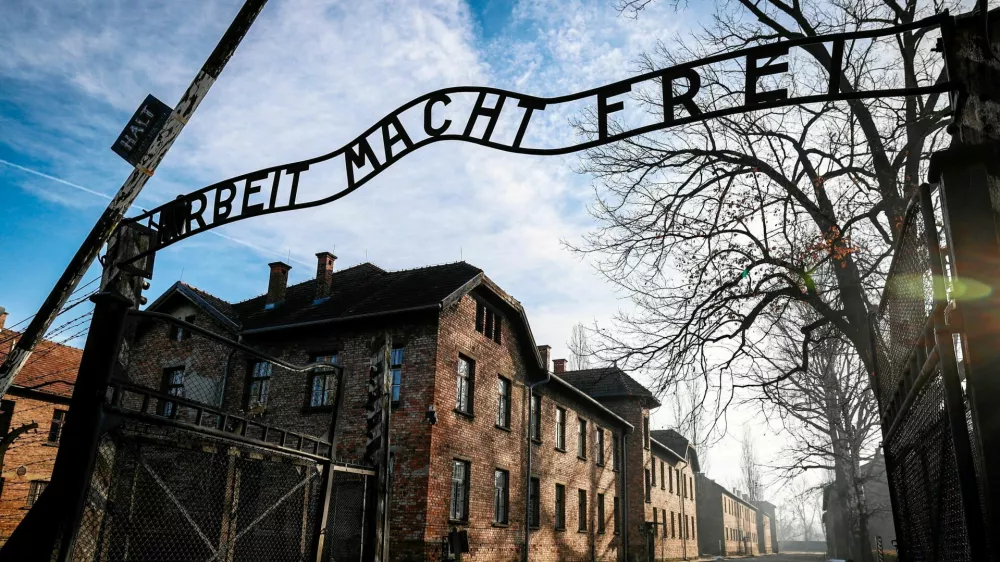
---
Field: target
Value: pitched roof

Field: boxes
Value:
[0,329,82,398]
[651,429,700,472]
[233,261,482,331]
[558,366,661,407]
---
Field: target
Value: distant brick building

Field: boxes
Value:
[131,255,655,561]
[754,499,778,554]
[694,473,759,557]
[0,308,80,544]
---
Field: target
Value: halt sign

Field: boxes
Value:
[111,94,172,167]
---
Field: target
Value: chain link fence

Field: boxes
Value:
[61,311,373,562]
[874,187,986,561]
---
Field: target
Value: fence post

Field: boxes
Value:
[0,292,132,561]
[312,364,349,562]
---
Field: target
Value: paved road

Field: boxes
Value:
[764,553,827,562]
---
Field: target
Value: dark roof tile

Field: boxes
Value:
[0,329,82,398]
[559,366,660,406]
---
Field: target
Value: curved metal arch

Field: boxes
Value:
[121,11,954,266]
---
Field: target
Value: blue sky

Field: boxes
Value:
[2,0,787,487]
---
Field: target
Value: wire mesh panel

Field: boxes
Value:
[885,373,971,561]
[71,421,324,562]
[327,471,368,562]
[876,200,934,409]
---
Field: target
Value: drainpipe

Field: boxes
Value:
[523,371,550,562]
[621,432,629,562]
[678,458,689,560]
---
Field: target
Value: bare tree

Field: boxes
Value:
[577,2,958,559]
[740,427,765,503]
[567,323,593,371]
[779,477,824,542]
[669,377,712,471]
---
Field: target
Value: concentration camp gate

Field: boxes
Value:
[1,1,999,561]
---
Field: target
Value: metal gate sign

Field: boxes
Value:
[111,94,172,167]
[119,13,953,267]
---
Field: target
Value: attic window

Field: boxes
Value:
[475,301,502,344]
[169,315,196,342]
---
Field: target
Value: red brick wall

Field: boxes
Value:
[427,292,625,562]
[0,396,65,543]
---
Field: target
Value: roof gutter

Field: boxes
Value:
[240,303,441,335]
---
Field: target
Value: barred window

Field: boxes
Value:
[529,477,540,527]
[613,496,620,535]
[456,356,474,414]
[308,353,338,408]
[660,461,665,490]
[530,394,542,440]
[390,347,404,404]
[162,366,185,417]
[450,460,470,521]
[169,315,196,342]
[596,428,605,466]
[246,361,272,409]
[651,459,656,486]
[597,493,606,534]
[555,484,565,529]
[493,469,509,524]
[577,489,587,531]
[496,377,511,429]
[475,301,502,344]
[577,418,587,459]
[26,480,47,507]
[555,407,566,450]
[645,469,651,502]
[47,410,66,443]
[613,433,621,471]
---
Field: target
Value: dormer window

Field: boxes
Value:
[475,300,502,344]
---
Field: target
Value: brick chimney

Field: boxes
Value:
[537,345,551,372]
[266,262,291,308]
[315,252,337,301]
[0,306,6,330]
[553,358,566,374]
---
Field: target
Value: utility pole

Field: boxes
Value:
[0,0,270,399]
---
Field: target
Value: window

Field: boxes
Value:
[684,516,689,539]
[494,469,509,524]
[47,410,66,443]
[669,467,674,492]
[690,476,694,499]
[390,347,404,404]
[671,511,676,538]
[555,484,566,529]
[496,377,511,429]
[596,428,605,466]
[613,496,620,535]
[26,480,47,507]
[597,493,606,534]
[651,459,656,486]
[652,508,657,535]
[555,407,566,450]
[475,301,502,344]
[450,460,470,521]
[662,508,667,537]
[644,469,651,502]
[612,433,621,471]
[246,361,272,409]
[169,315,195,342]
[308,353,338,408]
[577,489,587,532]
[683,475,688,498]
[660,461,665,490]
[577,418,587,459]
[456,356,474,414]
[529,477,540,527]
[676,468,682,496]
[530,394,542,441]
[162,366,185,416]
[643,415,650,449]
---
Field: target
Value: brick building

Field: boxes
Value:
[754,499,778,554]
[694,473,759,557]
[129,255,651,561]
[0,308,80,544]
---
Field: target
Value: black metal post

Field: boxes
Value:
[312,364,349,562]
[0,292,132,561]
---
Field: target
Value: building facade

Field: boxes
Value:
[129,255,643,561]
[754,499,778,554]
[0,309,80,544]
[694,473,759,557]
